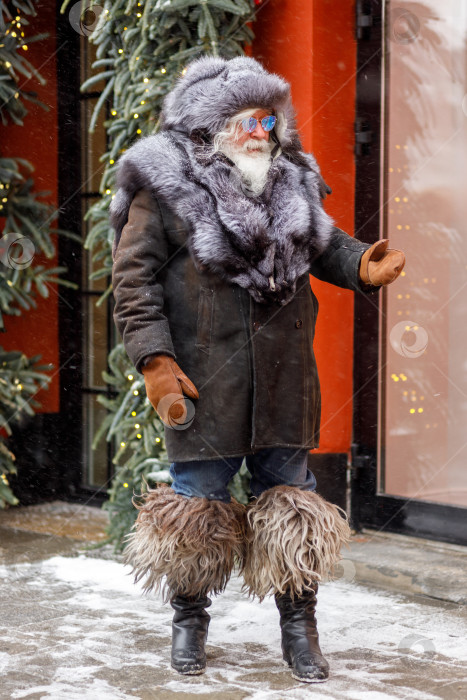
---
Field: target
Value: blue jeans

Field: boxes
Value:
[169,447,317,502]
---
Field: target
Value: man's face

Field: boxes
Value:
[231,108,271,148]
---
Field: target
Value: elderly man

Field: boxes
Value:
[110,56,404,683]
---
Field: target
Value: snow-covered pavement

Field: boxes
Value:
[1,553,466,700]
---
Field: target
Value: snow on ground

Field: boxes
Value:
[1,555,466,699]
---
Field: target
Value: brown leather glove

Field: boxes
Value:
[142,355,199,428]
[359,239,405,286]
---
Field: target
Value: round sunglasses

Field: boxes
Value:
[241,115,276,133]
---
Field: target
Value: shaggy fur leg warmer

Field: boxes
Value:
[123,485,247,601]
[242,485,351,599]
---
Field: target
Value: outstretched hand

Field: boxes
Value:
[359,239,405,287]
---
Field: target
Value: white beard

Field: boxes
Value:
[217,138,273,196]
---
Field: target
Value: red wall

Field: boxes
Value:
[1,3,60,412]
[253,0,357,453]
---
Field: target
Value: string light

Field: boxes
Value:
[123,482,129,487]
[133,390,139,396]
[120,441,126,447]
[127,374,134,380]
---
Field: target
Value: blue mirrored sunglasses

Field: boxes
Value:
[241,115,276,133]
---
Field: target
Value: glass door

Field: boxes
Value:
[352,0,467,543]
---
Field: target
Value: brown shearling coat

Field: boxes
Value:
[112,188,373,462]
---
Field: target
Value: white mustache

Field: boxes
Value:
[243,139,270,153]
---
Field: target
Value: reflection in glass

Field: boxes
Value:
[381,1,467,507]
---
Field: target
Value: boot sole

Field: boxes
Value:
[172,665,206,676]
[291,671,328,684]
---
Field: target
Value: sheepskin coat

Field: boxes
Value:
[110,56,373,461]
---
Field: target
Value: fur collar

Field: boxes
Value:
[110,130,334,305]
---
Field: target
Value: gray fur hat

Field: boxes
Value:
[160,55,298,149]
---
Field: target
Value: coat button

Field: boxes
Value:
[295,319,303,329]
[253,321,261,332]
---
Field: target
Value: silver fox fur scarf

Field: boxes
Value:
[110,56,335,305]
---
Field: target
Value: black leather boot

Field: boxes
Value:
[170,595,211,675]
[275,586,329,683]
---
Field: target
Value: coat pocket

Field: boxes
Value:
[195,287,214,354]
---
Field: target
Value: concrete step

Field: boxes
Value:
[344,529,467,605]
